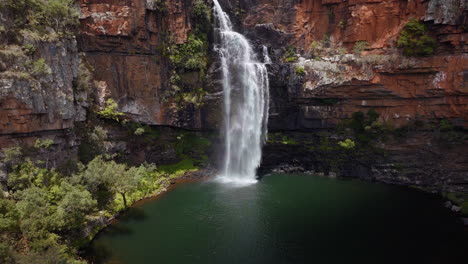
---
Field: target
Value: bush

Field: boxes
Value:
[74,61,93,91]
[295,66,305,76]
[134,127,145,136]
[170,34,208,71]
[283,46,299,62]
[97,99,124,121]
[30,58,51,77]
[397,19,436,56]
[353,41,368,55]
[192,0,211,34]
[338,139,356,149]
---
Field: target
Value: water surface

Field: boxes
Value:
[88,174,467,264]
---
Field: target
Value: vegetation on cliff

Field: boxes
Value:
[398,19,436,56]
[0,0,79,38]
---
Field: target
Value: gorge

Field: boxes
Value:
[0,0,467,263]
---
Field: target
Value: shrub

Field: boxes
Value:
[295,66,305,76]
[338,139,356,149]
[134,127,145,136]
[283,46,298,62]
[192,0,211,33]
[74,61,93,91]
[97,99,124,121]
[397,19,436,56]
[170,34,208,71]
[23,44,36,55]
[30,58,51,77]
[2,146,22,168]
[439,119,454,132]
[34,139,54,149]
[353,41,368,55]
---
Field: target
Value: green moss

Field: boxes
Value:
[158,158,198,177]
[397,19,436,57]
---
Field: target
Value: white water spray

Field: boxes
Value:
[213,0,270,185]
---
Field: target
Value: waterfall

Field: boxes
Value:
[213,0,270,185]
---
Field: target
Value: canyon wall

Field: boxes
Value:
[228,0,468,130]
[0,0,467,191]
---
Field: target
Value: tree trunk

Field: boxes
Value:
[121,192,127,208]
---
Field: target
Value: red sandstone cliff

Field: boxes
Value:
[235,0,468,129]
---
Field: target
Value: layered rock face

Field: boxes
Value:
[78,0,208,128]
[0,38,86,149]
[233,0,468,130]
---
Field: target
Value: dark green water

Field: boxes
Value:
[88,174,467,264]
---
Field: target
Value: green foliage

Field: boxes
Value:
[283,46,299,63]
[158,158,198,178]
[0,0,79,35]
[436,119,468,143]
[23,44,36,55]
[173,132,212,164]
[0,198,19,232]
[74,61,93,91]
[444,192,468,216]
[134,127,145,136]
[2,149,192,262]
[439,119,454,132]
[34,138,54,149]
[78,125,108,163]
[340,109,381,145]
[170,34,208,71]
[267,133,298,145]
[397,19,436,56]
[97,99,124,121]
[192,0,212,34]
[0,242,13,264]
[353,41,368,55]
[29,58,51,77]
[295,66,306,76]
[338,139,356,149]
[310,39,347,58]
[51,182,97,230]
[2,146,22,168]
[7,160,60,191]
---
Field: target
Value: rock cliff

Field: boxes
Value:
[0,0,467,191]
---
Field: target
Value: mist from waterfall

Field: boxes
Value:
[213,0,270,185]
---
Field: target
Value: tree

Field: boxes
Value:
[0,198,19,233]
[7,160,60,192]
[110,166,146,208]
[397,19,436,56]
[97,99,124,121]
[50,182,96,230]
[15,187,54,239]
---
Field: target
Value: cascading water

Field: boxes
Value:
[213,0,270,185]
